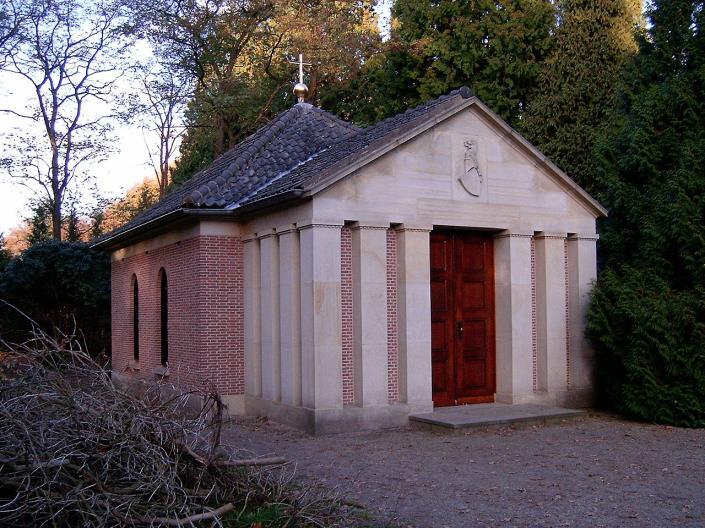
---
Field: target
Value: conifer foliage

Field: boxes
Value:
[587,1,705,427]
[341,0,556,126]
[391,0,556,124]
[520,0,641,191]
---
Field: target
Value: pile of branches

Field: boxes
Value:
[0,325,349,527]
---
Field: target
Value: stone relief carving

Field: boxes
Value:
[459,139,483,197]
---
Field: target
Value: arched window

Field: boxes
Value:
[132,275,139,361]
[159,268,168,366]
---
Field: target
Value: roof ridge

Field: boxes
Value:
[306,105,361,133]
[365,88,467,134]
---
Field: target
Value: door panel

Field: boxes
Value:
[431,230,496,406]
[430,232,455,407]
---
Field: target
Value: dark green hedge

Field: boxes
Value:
[0,241,110,358]
[588,267,705,427]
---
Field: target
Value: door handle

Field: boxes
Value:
[456,321,464,341]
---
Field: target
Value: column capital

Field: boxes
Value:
[567,233,599,241]
[393,223,433,233]
[297,221,344,231]
[275,223,298,236]
[535,231,568,240]
[257,228,277,240]
[495,229,533,239]
[349,221,389,231]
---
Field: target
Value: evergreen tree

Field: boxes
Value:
[587,0,705,427]
[65,206,81,242]
[26,204,52,246]
[520,0,642,191]
[0,234,12,274]
[0,241,110,356]
[320,46,423,126]
[390,0,556,124]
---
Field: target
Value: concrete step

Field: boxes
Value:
[409,403,585,431]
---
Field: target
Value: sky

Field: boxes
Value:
[0,1,393,235]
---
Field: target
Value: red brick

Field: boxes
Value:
[111,235,244,395]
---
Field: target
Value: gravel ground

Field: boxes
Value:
[223,414,705,528]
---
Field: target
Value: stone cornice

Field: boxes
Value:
[567,233,600,241]
[495,230,533,239]
[297,222,344,231]
[393,223,433,233]
[349,222,389,231]
[276,223,299,236]
[534,232,568,240]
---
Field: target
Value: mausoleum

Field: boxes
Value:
[96,86,606,434]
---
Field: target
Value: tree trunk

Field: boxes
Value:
[51,165,62,241]
[52,200,62,240]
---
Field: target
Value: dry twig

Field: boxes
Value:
[0,321,351,527]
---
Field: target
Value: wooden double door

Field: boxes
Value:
[430,230,496,406]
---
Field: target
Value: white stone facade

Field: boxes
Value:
[236,103,602,433]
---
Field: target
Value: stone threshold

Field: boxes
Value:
[409,403,585,431]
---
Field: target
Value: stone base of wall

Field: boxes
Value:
[245,396,411,435]
[113,371,248,420]
[111,371,205,415]
[222,394,246,416]
[496,388,594,408]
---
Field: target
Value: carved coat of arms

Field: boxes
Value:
[459,139,483,197]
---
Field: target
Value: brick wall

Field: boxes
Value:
[111,235,244,396]
[386,229,399,403]
[340,227,354,405]
[564,239,571,389]
[531,236,538,393]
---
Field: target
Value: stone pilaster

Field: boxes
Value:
[259,231,281,402]
[278,225,302,407]
[396,225,433,414]
[243,235,261,398]
[566,233,598,405]
[534,232,568,396]
[351,223,389,407]
[299,223,343,410]
[494,231,534,403]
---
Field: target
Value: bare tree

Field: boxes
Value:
[138,65,191,198]
[0,0,132,240]
[0,0,28,65]
[139,0,277,155]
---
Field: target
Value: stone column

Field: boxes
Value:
[278,225,302,407]
[494,231,534,403]
[396,226,433,414]
[259,231,281,402]
[566,233,598,401]
[299,223,343,410]
[351,223,389,407]
[243,236,261,398]
[534,232,568,396]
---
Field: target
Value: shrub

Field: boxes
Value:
[587,267,705,427]
[0,241,110,357]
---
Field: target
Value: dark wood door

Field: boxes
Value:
[430,230,496,406]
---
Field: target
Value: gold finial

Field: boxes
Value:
[289,53,311,103]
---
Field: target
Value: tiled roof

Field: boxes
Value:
[104,102,360,240]
[99,87,477,244]
[238,87,473,205]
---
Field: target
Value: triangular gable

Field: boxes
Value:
[301,97,607,219]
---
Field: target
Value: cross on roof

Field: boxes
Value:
[289,53,312,85]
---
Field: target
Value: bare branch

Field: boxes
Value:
[0,0,133,240]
